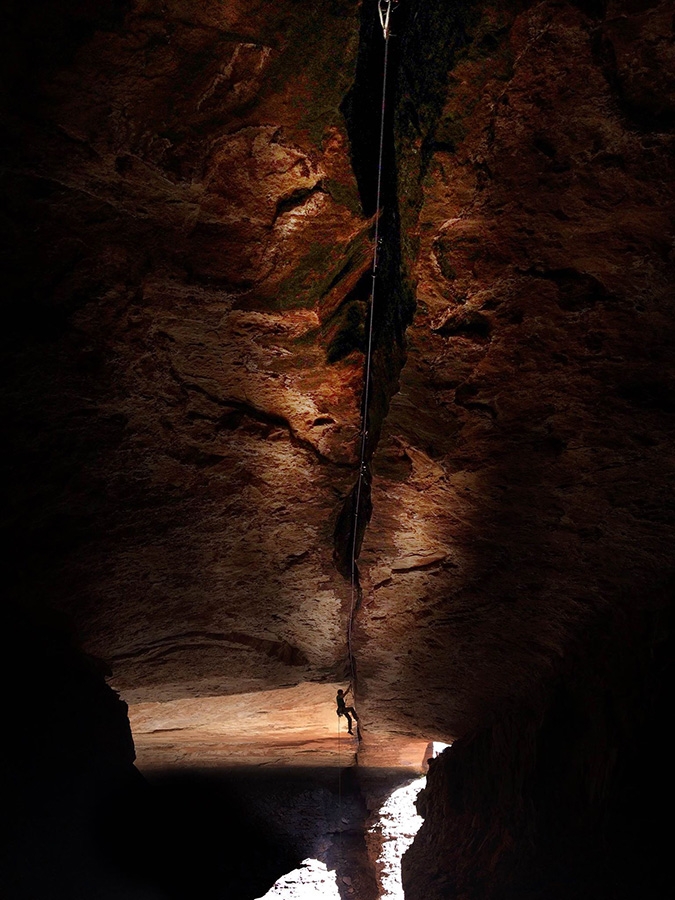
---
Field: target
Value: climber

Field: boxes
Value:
[336,684,359,735]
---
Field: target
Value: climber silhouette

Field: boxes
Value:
[336,685,359,735]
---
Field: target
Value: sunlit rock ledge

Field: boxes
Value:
[128,682,432,770]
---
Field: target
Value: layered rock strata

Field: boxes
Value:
[355,1,674,896]
[2,0,372,703]
[360,0,675,737]
[2,1,675,899]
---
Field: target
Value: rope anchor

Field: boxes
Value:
[378,0,396,39]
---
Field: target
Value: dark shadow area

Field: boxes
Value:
[341,1,402,219]
[95,768,306,900]
[96,765,382,900]
[407,596,675,900]
[0,600,407,899]
[0,603,141,899]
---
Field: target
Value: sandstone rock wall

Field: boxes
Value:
[367,1,674,896]
[359,0,675,739]
[2,1,675,898]
[2,0,372,701]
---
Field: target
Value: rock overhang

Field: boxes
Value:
[2,2,675,896]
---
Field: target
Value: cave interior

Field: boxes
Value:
[2,1,675,898]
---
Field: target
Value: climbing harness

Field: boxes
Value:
[346,0,397,696]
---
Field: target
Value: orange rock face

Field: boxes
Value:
[3,0,371,707]
[2,1,675,898]
[358,0,675,744]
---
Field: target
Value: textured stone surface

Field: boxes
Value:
[3,0,368,707]
[357,0,675,741]
[2,1,675,898]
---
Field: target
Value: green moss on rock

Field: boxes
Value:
[258,0,361,146]
[326,298,366,363]
[275,227,370,310]
[323,177,363,217]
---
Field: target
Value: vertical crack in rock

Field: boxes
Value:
[332,0,476,595]
[333,1,411,587]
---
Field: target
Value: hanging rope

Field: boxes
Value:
[346,0,395,697]
[337,712,342,840]
[336,3,397,870]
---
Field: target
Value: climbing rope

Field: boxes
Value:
[346,0,396,695]
[337,2,396,862]
[337,712,342,835]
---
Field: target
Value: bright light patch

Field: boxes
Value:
[430,741,451,757]
[255,741,453,899]
[257,859,341,899]
[370,777,426,900]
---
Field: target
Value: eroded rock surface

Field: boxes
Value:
[3,0,370,705]
[358,0,675,741]
[2,1,675,899]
